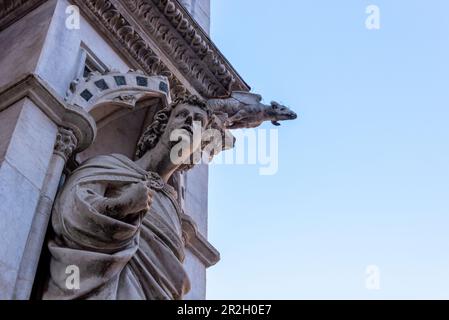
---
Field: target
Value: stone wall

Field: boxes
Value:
[0,98,57,299]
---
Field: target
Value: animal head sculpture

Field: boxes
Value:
[207,91,297,129]
[267,101,297,126]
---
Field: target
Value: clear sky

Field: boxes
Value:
[206,0,449,299]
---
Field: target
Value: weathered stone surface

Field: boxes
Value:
[0,82,93,300]
[0,262,18,300]
[36,0,131,99]
[183,249,206,300]
[4,99,57,188]
[0,100,23,163]
[12,278,31,300]
[0,0,46,31]
[0,0,53,89]
[0,98,56,292]
[17,200,52,281]
[184,164,209,236]
[14,129,77,299]
[79,106,149,162]
[78,12,130,74]
[0,161,40,294]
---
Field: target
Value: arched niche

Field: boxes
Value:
[66,71,172,162]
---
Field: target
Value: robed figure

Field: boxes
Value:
[42,96,213,299]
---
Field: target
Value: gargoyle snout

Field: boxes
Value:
[289,111,298,120]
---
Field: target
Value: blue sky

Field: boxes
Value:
[206,0,449,299]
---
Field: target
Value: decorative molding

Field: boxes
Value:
[54,128,78,161]
[0,74,97,152]
[67,70,171,111]
[71,0,250,99]
[0,0,46,31]
[121,0,246,93]
[72,0,187,99]
[182,213,220,268]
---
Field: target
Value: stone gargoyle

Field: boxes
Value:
[207,91,297,129]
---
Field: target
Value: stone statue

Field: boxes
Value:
[42,95,213,300]
[207,91,297,129]
[42,91,296,300]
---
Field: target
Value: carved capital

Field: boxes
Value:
[54,128,78,162]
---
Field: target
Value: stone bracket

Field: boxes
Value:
[182,213,220,268]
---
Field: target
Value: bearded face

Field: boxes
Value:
[159,103,210,165]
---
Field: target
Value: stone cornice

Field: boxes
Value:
[0,0,46,31]
[0,74,97,151]
[121,0,249,94]
[71,0,249,99]
[182,213,220,268]
[1,0,250,98]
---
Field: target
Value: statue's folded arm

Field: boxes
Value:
[44,176,153,299]
[56,180,152,253]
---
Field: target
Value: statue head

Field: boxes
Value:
[135,95,213,170]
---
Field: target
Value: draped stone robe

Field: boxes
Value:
[42,154,191,300]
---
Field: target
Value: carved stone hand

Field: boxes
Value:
[105,181,153,218]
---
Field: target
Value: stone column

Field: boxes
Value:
[13,128,77,299]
